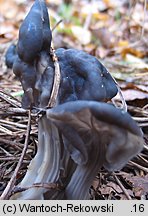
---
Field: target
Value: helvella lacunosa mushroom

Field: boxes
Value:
[5,0,144,200]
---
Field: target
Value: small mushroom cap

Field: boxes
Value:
[56,48,118,103]
[5,44,17,68]
[17,0,52,63]
[47,101,143,170]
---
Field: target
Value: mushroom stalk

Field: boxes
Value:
[11,117,61,200]
[65,143,105,199]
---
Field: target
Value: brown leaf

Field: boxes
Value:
[126,175,148,198]
[116,89,148,101]
[121,48,145,59]
[99,182,122,195]
[0,0,20,19]
[92,27,116,49]
[71,26,91,45]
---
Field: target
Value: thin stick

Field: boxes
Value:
[112,173,132,200]
[0,110,31,200]
[0,119,27,129]
[83,0,95,30]
[111,79,127,112]
[138,122,148,127]
[0,125,13,135]
[138,155,148,164]
[52,19,63,32]
[129,161,148,173]
[12,182,60,197]
[0,90,21,108]
[0,89,21,103]
[140,0,147,40]
[3,107,27,114]
[144,144,148,151]
[47,48,61,108]
[132,117,148,122]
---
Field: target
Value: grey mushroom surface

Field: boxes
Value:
[17,0,52,63]
[46,101,143,199]
[5,44,17,68]
[56,48,118,104]
[9,47,119,108]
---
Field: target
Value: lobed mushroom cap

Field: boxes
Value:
[56,48,118,103]
[47,100,142,136]
[17,0,52,63]
[47,101,143,171]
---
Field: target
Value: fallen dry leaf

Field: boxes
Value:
[92,27,116,49]
[116,89,148,101]
[126,175,148,198]
[125,54,148,69]
[71,25,91,45]
[122,48,145,59]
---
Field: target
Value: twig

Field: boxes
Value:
[12,182,60,196]
[0,119,27,129]
[47,47,61,108]
[133,115,148,125]
[133,117,148,122]
[0,138,28,151]
[0,90,21,108]
[0,89,21,103]
[140,0,147,40]
[0,157,30,162]
[144,144,148,151]
[129,161,148,173]
[0,107,43,118]
[138,122,148,127]
[2,107,27,114]
[112,172,132,200]
[0,125,13,135]
[143,104,148,110]
[52,19,63,32]
[127,105,148,117]
[138,155,148,164]
[126,0,137,39]
[111,80,127,112]
[0,147,12,156]
[83,0,94,30]
[0,110,31,200]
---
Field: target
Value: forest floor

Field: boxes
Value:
[0,0,148,200]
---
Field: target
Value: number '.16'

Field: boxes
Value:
[133,204,144,212]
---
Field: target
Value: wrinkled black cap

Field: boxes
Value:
[56,48,118,103]
[17,0,52,63]
[47,101,143,170]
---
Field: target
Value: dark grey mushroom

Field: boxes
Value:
[11,101,143,200]
[46,101,143,199]
[13,56,37,108]
[7,45,118,108]
[11,116,61,200]
[56,48,118,104]
[5,44,17,68]
[17,0,52,63]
